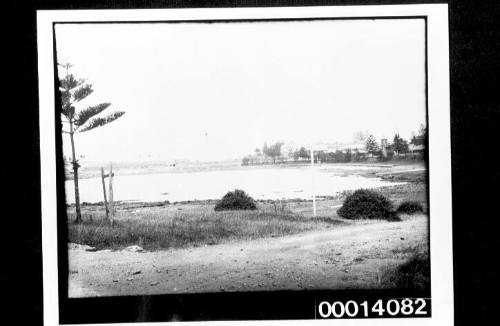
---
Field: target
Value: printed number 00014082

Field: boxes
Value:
[317,298,429,318]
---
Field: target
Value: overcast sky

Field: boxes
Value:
[55,19,426,162]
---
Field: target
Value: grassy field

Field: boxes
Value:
[67,170,427,251]
[67,202,348,251]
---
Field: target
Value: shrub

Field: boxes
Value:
[343,149,352,162]
[337,189,354,200]
[214,189,257,211]
[241,156,250,166]
[397,201,424,214]
[337,189,398,220]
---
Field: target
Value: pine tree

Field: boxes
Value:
[365,134,379,157]
[393,133,409,156]
[59,63,125,223]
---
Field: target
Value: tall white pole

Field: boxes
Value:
[310,147,316,217]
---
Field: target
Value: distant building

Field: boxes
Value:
[314,141,366,154]
[409,144,425,153]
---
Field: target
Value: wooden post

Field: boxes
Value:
[101,168,109,220]
[108,163,114,226]
[310,147,316,217]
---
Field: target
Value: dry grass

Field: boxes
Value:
[376,183,428,212]
[67,180,427,252]
[67,202,345,251]
[378,244,430,291]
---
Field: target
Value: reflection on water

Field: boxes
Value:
[65,167,404,203]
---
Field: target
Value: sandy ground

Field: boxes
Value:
[68,214,428,297]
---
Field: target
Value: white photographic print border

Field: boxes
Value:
[37,4,452,326]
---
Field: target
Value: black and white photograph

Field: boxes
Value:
[37,4,453,325]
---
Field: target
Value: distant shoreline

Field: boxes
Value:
[66,159,423,181]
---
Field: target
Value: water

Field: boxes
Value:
[64,167,403,204]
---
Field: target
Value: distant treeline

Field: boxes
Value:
[242,125,427,166]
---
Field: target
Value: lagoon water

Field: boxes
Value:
[64,166,404,204]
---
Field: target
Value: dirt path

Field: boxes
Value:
[68,215,428,297]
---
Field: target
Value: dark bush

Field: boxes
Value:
[343,149,352,162]
[337,189,398,221]
[214,189,257,211]
[397,201,424,214]
[241,156,250,166]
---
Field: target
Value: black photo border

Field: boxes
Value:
[51,15,431,324]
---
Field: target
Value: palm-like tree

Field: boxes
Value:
[59,63,125,223]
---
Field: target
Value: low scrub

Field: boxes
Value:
[397,201,424,214]
[381,253,430,290]
[67,203,344,251]
[337,189,398,221]
[214,189,257,211]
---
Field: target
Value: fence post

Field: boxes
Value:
[101,167,109,220]
[310,147,316,217]
[108,163,114,226]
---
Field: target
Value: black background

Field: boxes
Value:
[2,0,499,325]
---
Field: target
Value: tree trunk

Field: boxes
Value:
[69,127,82,223]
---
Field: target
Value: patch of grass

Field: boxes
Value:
[67,203,344,251]
[380,251,430,291]
[66,181,428,251]
[379,170,427,183]
[377,183,428,213]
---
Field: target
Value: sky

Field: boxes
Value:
[55,19,426,162]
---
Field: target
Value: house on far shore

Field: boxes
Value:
[314,141,367,154]
[409,144,425,153]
